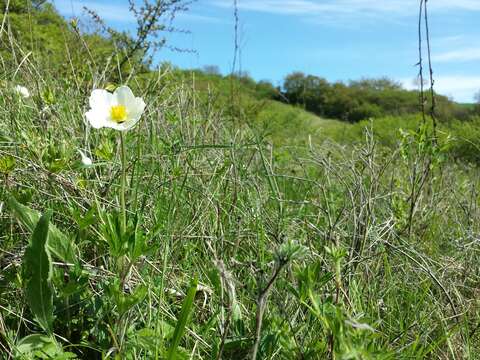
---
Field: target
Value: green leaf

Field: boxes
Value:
[134,328,158,352]
[0,155,16,174]
[22,211,54,334]
[117,285,148,316]
[16,334,58,356]
[167,278,198,360]
[16,334,77,359]
[158,320,175,340]
[8,195,77,264]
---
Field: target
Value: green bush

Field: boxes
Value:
[443,117,480,163]
[279,72,470,123]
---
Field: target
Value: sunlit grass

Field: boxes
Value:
[0,2,479,355]
[0,68,479,359]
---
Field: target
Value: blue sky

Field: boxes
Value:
[53,0,480,102]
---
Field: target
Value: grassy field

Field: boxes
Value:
[0,65,479,359]
[0,2,480,358]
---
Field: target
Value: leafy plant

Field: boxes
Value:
[22,211,55,334]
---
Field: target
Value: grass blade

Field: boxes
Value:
[166,278,198,360]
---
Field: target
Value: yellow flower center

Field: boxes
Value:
[110,105,127,123]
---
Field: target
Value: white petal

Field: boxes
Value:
[121,101,145,131]
[89,89,112,110]
[112,86,145,131]
[103,119,128,131]
[15,85,30,98]
[78,150,93,166]
[86,109,108,129]
[114,86,136,107]
[129,97,146,120]
[103,119,135,131]
[119,117,141,131]
[86,89,113,128]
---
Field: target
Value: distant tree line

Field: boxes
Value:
[275,72,475,122]
[198,69,475,123]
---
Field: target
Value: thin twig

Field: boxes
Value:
[251,261,287,360]
[423,0,438,142]
[417,0,426,124]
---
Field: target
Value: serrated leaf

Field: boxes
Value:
[23,211,54,334]
[8,195,77,264]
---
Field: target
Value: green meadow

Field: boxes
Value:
[0,1,479,359]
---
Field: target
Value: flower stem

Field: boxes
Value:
[116,133,128,356]
[120,132,127,234]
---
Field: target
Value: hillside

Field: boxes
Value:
[0,2,479,359]
[1,0,478,156]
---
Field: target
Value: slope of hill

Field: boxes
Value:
[0,2,479,359]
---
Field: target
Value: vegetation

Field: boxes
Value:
[0,1,479,359]
[277,72,472,123]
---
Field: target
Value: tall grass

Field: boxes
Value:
[0,7,479,357]
[0,64,478,359]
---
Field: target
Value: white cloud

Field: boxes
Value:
[53,0,221,24]
[210,0,480,18]
[178,13,228,25]
[211,0,407,16]
[401,75,480,102]
[53,0,135,22]
[433,48,480,63]
[432,0,480,11]
[431,35,466,47]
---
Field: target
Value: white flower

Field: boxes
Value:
[14,85,30,98]
[78,150,93,167]
[85,86,145,131]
